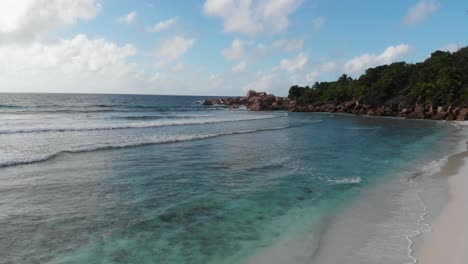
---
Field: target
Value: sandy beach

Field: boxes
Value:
[417,123,468,264]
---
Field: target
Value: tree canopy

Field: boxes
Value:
[288,47,468,108]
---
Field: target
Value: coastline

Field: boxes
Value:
[2,93,466,263]
[202,90,468,122]
[417,122,468,264]
[243,116,461,264]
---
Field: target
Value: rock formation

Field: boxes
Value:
[199,90,290,111]
[199,90,468,121]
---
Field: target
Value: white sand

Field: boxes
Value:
[416,149,468,264]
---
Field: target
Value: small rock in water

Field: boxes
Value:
[202,99,213,106]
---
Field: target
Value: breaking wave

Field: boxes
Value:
[0,123,309,168]
[0,115,286,135]
[327,177,363,185]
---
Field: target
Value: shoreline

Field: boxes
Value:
[202,90,468,122]
[417,124,468,264]
[244,118,461,264]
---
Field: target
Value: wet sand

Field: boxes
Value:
[417,141,468,264]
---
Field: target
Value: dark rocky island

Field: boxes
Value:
[200,90,290,111]
[202,47,468,121]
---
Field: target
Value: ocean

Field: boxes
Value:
[0,93,465,264]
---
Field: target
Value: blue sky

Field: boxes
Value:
[0,0,466,96]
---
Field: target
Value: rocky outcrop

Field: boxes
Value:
[457,108,468,121]
[406,107,425,119]
[199,90,468,121]
[201,99,213,106]
[287,101,468,121]
[433,111,448,120]
[199,90,290,111]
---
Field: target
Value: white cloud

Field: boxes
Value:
[253,43,269,58]
[344,44,412,74]
[261,0,303,33]
[243,71,275,93]
[149,72,166,82]
[232,60,247,72]
[306,71,320,83]
[289,61,339,86]
[246,38,305,61]
[0,0,101,43]
[439,43,460,53]
[272,38,304,52]
[312,17,325,31]
[221,39,250,60]
[319,61,338,73]
[209,74,224,87]
[203,0,303,36]
[119,10,137,25]
[171,62,185,72]
[279,52,308,73]
[0,34,137,73]
[154,36,196,67]
[222,37,304,66]
[403,1,439,25]
[278,44,413,88]
[0,34,144,93]
[0,0,163,94]
[288,73,310,86]
[148,17,178,32]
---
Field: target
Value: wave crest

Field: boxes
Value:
[328,177,363,185]
[0,123,309,168]
[0,115,286,135]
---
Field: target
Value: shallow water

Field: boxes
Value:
[0,93,461,263]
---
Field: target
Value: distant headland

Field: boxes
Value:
[202,47,468,121]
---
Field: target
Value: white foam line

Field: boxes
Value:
[326,176,362,185]
[0,123,314,168]
[406,138,468,264]
[450,121,468,129]
[405,182,432,264]
[0,114,286,135]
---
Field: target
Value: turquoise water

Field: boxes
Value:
[0,94,457,263]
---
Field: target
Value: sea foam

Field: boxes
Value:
[327,177,363,185]
[0,123,310,168]
[0,114,286,135]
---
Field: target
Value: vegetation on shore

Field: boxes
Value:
[203,47,468,120]
[288,47,468,108]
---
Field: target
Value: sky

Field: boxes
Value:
[0,0,466,96]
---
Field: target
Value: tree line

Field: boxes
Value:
[288,47,468,108]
